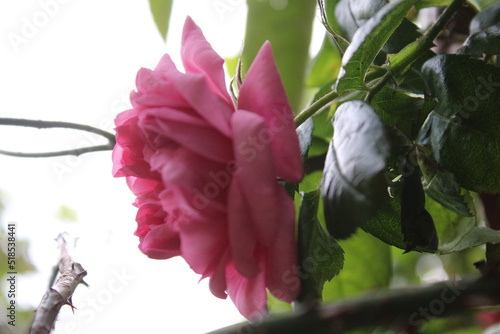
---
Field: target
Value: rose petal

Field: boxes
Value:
[139,224,181,259]
[149,148,228,216]
[226,261,267,320]
[181,17,233,106]
[177,216,227,276]
[231,110,280,246]
[134,202,165,236]
[139,106,233,163]
[209,250,230,299]
[227,179,259,278]
[133,60,187,110]
[238,42,303,182]
[166,70,233,137]
[266,187,299,303]
[126,177,162,202]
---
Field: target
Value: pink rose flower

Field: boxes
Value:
[112,17,303,318]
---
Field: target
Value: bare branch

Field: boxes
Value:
[29,234,87,334]
[208,274,500,334]
[0,118,115,158]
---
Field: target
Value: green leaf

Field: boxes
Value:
[417,55,500,193]
[242,0,317,110]
[299,171,324,193]
[322,229,392,301]
[335,0,417,92]
[321,100,390,239]
[470,1,500,34]
[418,149,474,217]
[425,196,500,254]
[362,196,408,251]
[296,117,314,158]
[148,0,173,41]
[297,191,344,302]
[383,17,422,55]
[400,166,438,252]
[334,0,386,41]
[476,0,500,9]
[370,87,427,140]
[362,158,439,253]
[457,24,500,56]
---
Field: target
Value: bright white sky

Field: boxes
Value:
[0,1,321,333]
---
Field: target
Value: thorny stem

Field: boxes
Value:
[29,234,88,334]
[0,118,116,158]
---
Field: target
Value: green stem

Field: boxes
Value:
[365,0,465,102]
[0,118,116,158]
[294,90,338,127]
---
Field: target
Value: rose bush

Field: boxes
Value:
[112,17,303,318]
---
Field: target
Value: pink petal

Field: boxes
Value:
[113,111,154,179]
[149,147,228,216]
[181,17,233,106]
[134,202,165,236]
[266,187,300,303]
[126,177,156,196]
[111,144,126,176]
[231,110,281,246]
[238,42,303,182]
[166,70,233,137]
[132,59,187,110]
[139,224,181,260]
[227,179,259,278]
[209,250,230,299]
[226,261,268,320]
[139,106,233,163]
[158,187,225,228]
[177,216,228,276]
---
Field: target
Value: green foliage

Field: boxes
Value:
[148,0,173,41]
[400,167,438,252]
[457,23,500,56]
[417,55,500,193]
[418,152,473,217]
[320,100,390,239]
[335,0,416,92]
[296,0,500,322]
[370,87,428,139]
[469,1,500,32]
[323,229,392,301]
[297,191,344,302]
